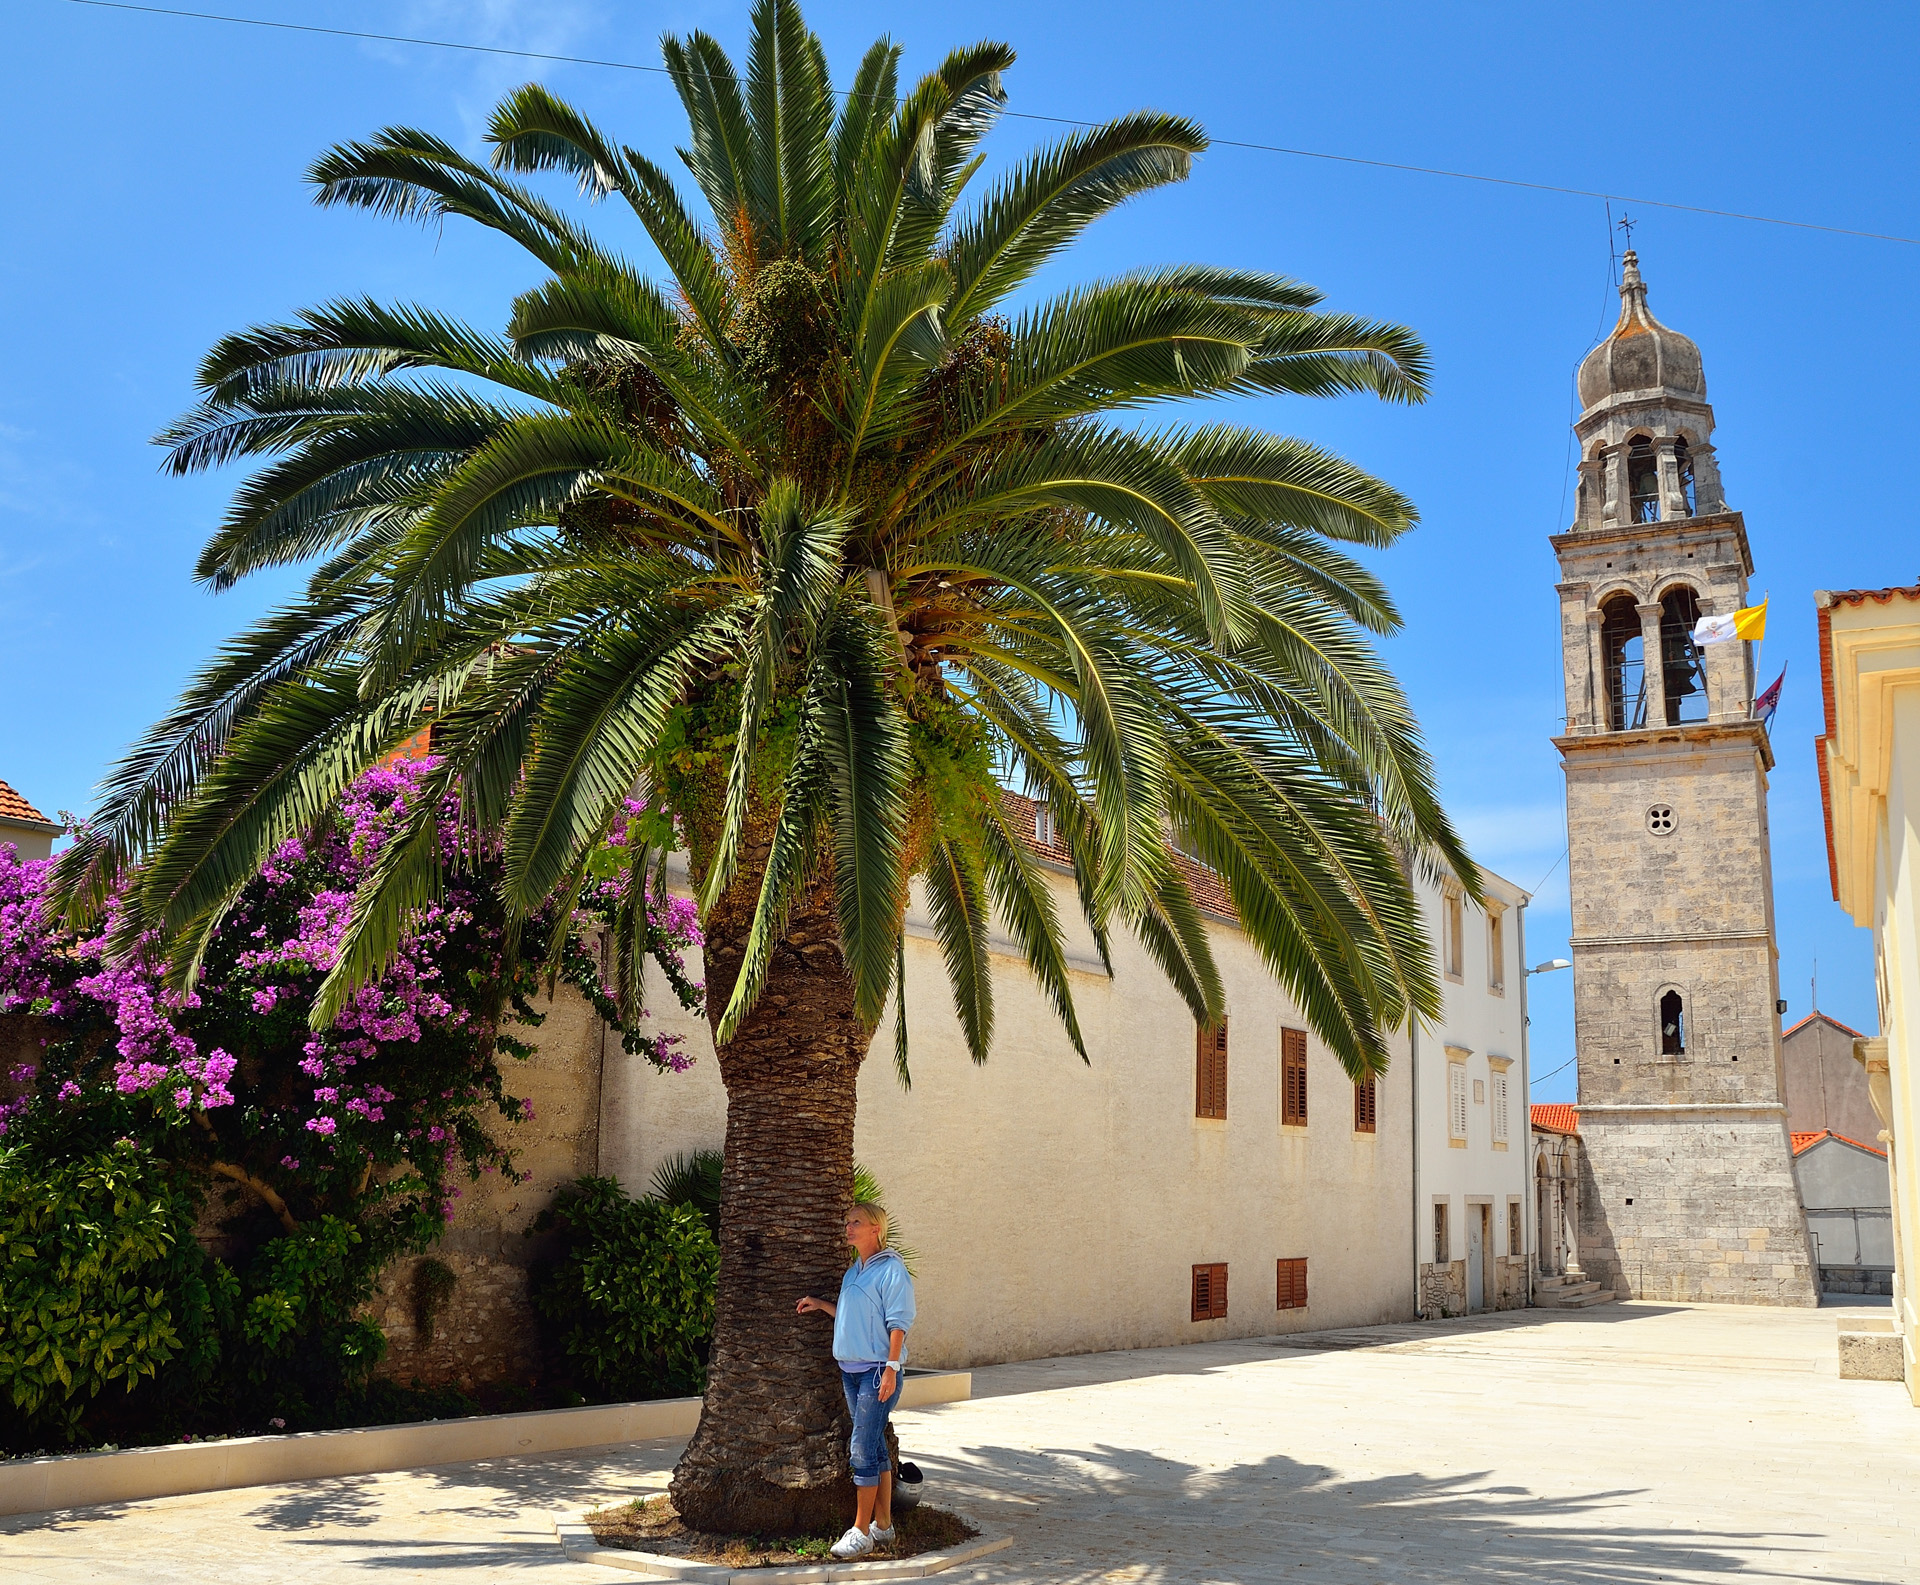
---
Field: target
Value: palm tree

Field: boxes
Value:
[55,0,1473,1531]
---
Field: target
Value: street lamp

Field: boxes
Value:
[1528,958,1572,976]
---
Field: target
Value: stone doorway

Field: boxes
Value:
[1468,1204,1490,1311]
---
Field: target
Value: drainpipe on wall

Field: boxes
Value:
[1411,1020,1423,1320]
[1518,899,1532,1309]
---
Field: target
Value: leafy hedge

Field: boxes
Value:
[532,1177,718,1400]
[0,1141,218,1444]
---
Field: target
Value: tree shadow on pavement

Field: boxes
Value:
[912,1439,1872,1585]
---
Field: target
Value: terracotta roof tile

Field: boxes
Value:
[998,789,1238,924]
[1819,581,1920,610]
[0,780,55,828]
[1782,1011,1867,1042]
[1790,1128,1885,1159]
[1531,1103,1579,1136]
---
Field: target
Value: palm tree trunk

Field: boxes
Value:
[669,847,872,1534]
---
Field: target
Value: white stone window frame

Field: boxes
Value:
[1487,1056,1513,1151]
[1445,1046,1471,1148]
[1486,902,1507,996]
[1506,1195,1525,1257]
[1441,887,1466,983]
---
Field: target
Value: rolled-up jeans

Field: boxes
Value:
[839,1364,901,1488]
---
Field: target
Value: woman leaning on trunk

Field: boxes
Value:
[796,1201,916,1559]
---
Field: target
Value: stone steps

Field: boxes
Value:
[1534,1275,1617,1309]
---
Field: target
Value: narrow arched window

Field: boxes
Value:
[1674,437,1697,517]
[1660,989,1686,1055]
[1601,596,1646,731]
[1628,436,1660,522]
[1659,587,1708,724]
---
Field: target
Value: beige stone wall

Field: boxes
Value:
[1564,731,1787,1102]
[603,865,1416,1369]
[1575,1113,1815,1303]
[368,986,608,1389]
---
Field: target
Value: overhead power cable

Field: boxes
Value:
[54,0,1920,248]
[1529,1054,1577,1087]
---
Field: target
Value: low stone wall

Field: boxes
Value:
[1493,1253,1530,1309]
[1819,1264,1895,1297]
[368,1244,546,1391]
[1420,1256,1529,1317]
[1420,1260,1464,1316]
[0,1372,973,1518]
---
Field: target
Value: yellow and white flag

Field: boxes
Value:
[1691,596,1767,646]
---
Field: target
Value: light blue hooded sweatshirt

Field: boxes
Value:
[832,1247,916,1370]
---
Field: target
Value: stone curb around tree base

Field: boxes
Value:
[554,1507,1013,1581]
[0,1371,971,1518]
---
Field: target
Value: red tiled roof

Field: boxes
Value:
[1531,1103,1579,1135]
[998,789,1238,924]
[1782,1011,1867,1042]
[0,779,55,828]
[1791,1128,1886,1158]
[1820,581,1920,610]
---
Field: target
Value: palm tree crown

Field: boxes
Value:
[59,0,1470,1082]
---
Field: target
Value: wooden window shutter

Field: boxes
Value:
[1281,1027,1308,1126]
[1191,1262,1228,1321]
[1276,1257,1308,1310]
[1195,1019,1228,1119]
[1353,1076,1377,1134]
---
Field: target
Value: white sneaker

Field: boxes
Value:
[831,1526,875,1560]
[868,1522,896,1545]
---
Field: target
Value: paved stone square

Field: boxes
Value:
[3,1301,1915,1584]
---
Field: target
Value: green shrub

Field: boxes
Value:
[221,1215,389,1424]
[0,1141,223,1446]
[533,1178,718,1401]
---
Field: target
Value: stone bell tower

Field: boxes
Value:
[1551,251,1815,1305]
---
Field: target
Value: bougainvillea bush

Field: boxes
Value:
[0,761,700,1449]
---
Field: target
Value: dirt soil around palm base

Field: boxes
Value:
[585,1496,975,1568]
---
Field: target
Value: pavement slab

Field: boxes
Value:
[2,1302,1915,1584]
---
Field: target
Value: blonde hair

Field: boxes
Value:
[848,1200,890,1247]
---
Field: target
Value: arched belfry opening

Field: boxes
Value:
[1601,595,1646,731]
[1628,435,1660,522]
[1659,989,1686,1056]
[1658,587,1708,724]
[1674,436,1697,516]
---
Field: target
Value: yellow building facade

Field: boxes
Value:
[1818,581,1920,1403]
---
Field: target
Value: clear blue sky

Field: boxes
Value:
[4,1,1915,1102]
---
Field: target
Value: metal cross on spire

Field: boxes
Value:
[1617,212,1637,248]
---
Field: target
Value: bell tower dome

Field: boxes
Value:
[1549,252,1816,1306]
